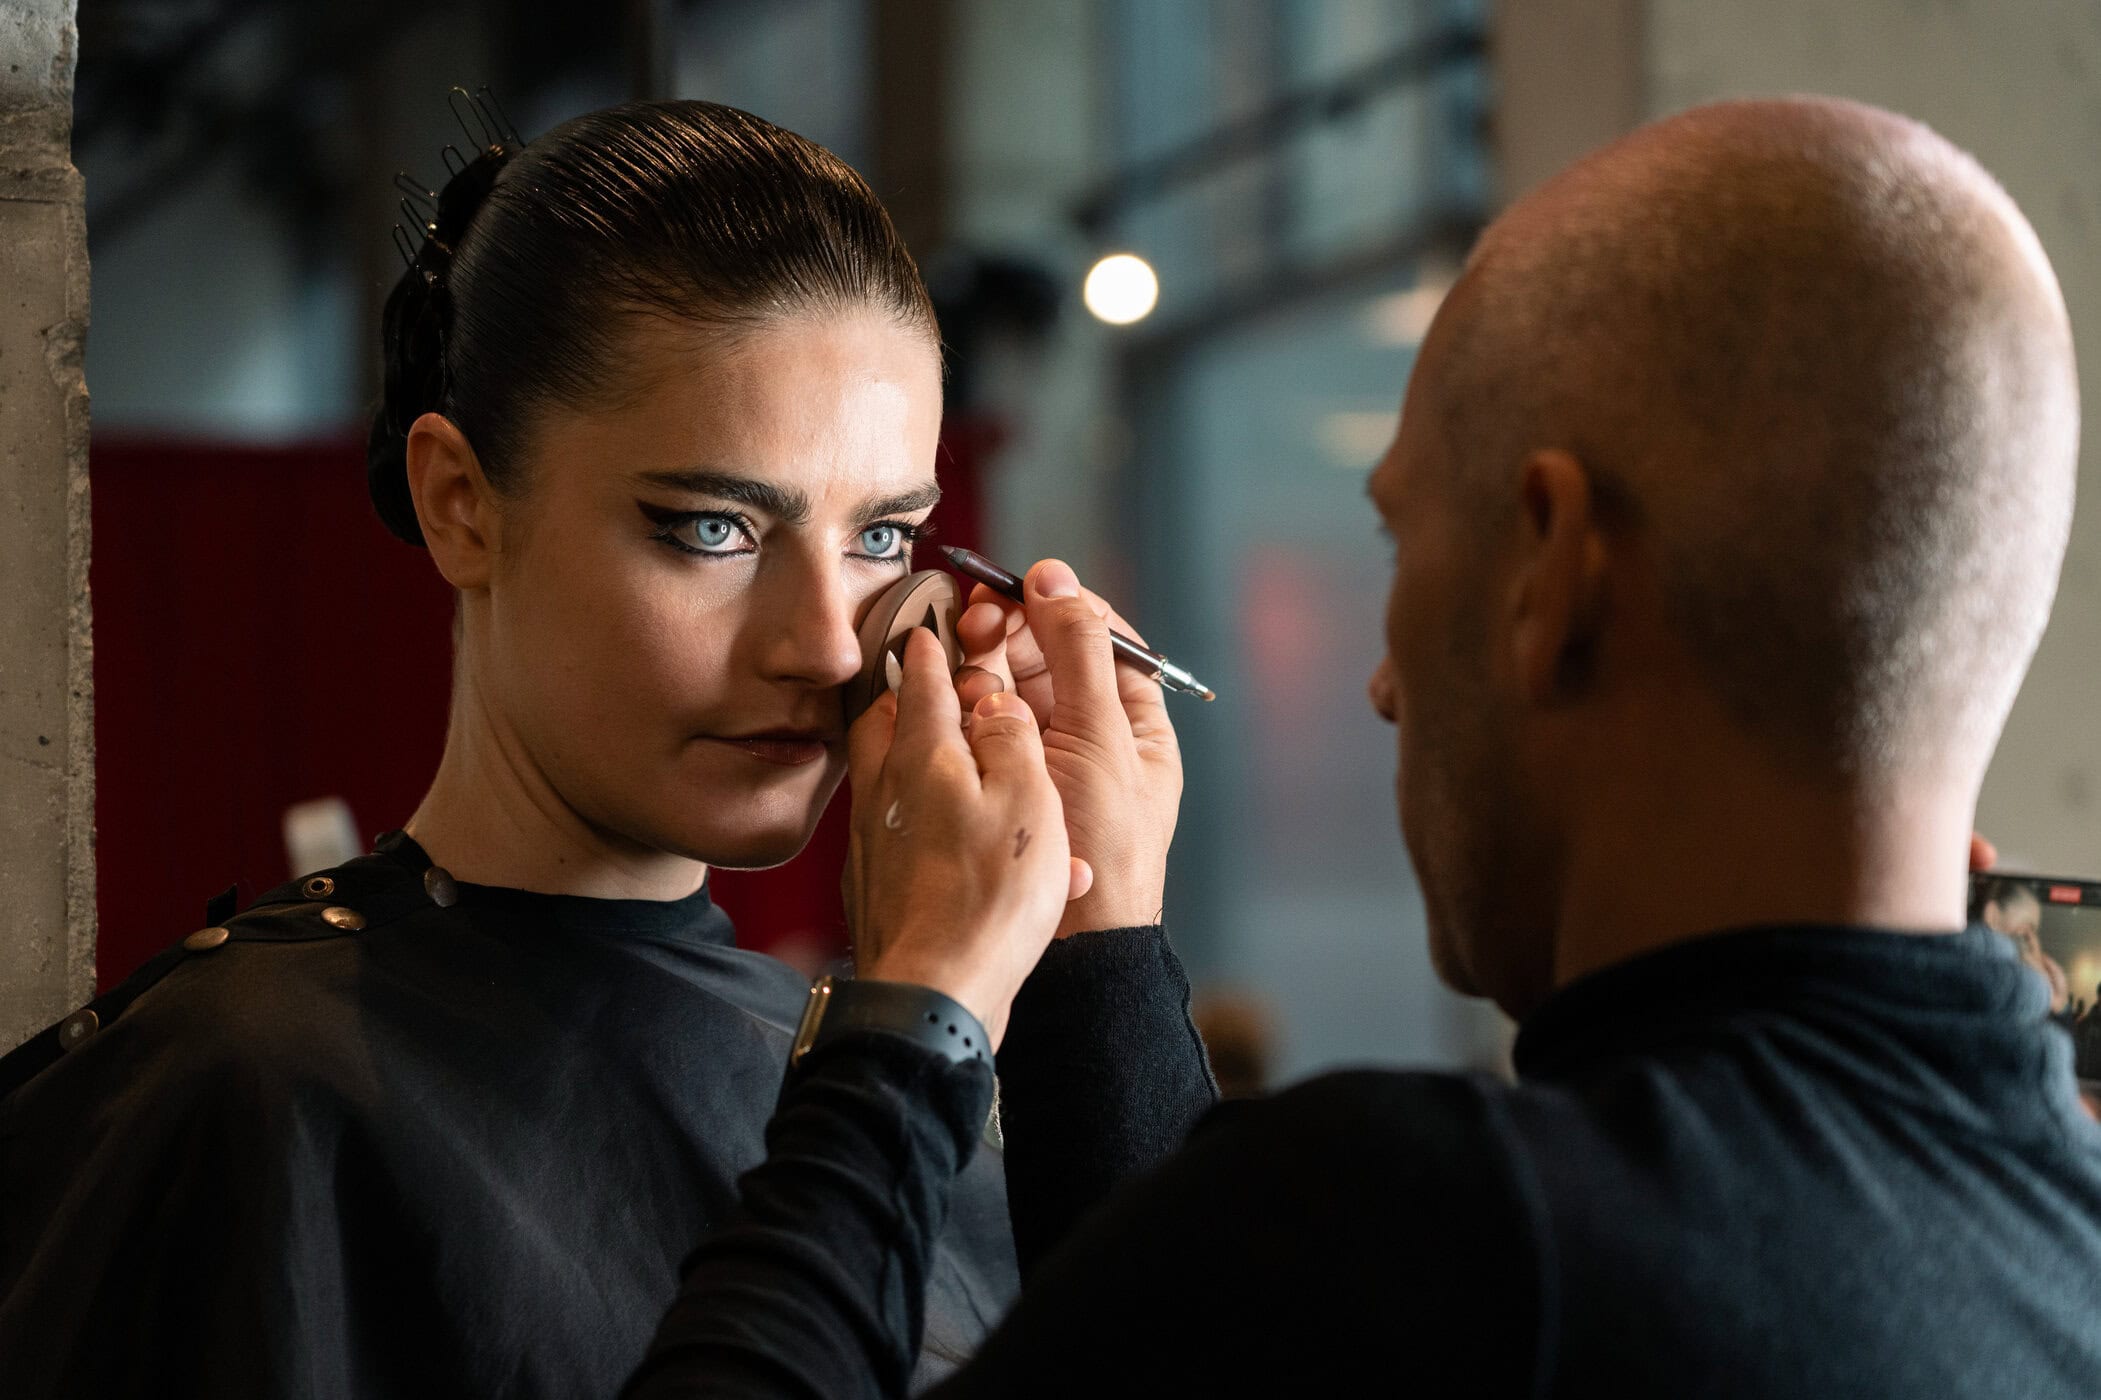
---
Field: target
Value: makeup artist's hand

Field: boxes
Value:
[955,559,1183,936]
[843,628,1092,1048]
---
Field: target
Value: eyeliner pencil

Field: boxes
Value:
[940,545,1217,701]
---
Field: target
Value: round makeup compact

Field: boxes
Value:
[845,570,963,727]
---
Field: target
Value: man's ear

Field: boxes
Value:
[406,412,498,590]
[1509,448,1609,704]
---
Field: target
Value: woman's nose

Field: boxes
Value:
[761,561,867,689]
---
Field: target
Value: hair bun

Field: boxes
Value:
[363,416,425,547]
[365,271,450,546]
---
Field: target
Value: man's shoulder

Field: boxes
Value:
[1187,1067,1544,1220]
[1008,1064,1552,1393]
[1229,1065,1527,1144]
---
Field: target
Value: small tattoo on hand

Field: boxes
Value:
[1013,828,1032,859]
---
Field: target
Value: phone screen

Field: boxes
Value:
[1970,872,2101,1085]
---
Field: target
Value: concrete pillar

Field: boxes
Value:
[0,0,94,1049]
[1494,0,2101,873]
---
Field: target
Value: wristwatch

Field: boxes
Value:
[790,975,991,1069]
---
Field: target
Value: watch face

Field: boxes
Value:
[791,976,835,1067]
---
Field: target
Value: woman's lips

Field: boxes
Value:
[705,734,834,767]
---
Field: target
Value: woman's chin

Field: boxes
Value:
[670,804,828,871]
[657,755,842,869]
[692,827,817,872]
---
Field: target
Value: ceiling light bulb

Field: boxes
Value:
[1083,253,1160,325]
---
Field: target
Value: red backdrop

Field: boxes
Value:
[91,424,993,988]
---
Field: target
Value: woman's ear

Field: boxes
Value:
[406,412,497,590]
[1509,448,1610,704]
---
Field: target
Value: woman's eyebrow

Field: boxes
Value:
[634,469,811,524]
[854,482,942,519]
[632,471,940,525]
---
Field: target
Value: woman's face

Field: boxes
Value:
[481,310,943,870]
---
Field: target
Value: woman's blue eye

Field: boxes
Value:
[686,515,745,553]
[859,524,905,559]
[638,503,756,558]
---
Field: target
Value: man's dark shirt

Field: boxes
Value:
[0,833,1031,1398]
[635,924,2101,1397]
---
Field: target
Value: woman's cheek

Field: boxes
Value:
[639,578,746,700]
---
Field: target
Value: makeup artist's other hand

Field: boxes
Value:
[844,628,1092,1048]
[956,559,1182,936]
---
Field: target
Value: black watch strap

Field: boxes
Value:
[791,975,991,1069]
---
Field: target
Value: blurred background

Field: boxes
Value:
[53,0,2101,1088]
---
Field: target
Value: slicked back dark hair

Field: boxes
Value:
[368,100,936,545]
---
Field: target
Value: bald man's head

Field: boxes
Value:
[1426,97,2077,783]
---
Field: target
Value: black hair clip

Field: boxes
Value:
[450,84,522,149]
[389,85,527,289]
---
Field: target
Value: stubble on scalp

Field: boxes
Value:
[1427,97,2079,792]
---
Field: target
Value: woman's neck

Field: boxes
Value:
[405,663,708,902]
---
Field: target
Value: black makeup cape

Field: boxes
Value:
[0,831,1018,1398]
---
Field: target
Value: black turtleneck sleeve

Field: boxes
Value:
[626,926,1222,1398]
[626,1032,997,1400]
[992,927,1218,1274]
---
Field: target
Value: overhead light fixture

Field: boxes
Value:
[1083,253,1159,326]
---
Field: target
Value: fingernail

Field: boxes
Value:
[976,690,1020,719]
[1037,560,1079,599]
